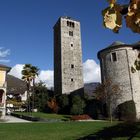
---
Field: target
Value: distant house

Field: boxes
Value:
[6,74,27,112]
[6,74,27,101]
[5,73,54,113]
[0,64,11,118]
[20,91,28,102]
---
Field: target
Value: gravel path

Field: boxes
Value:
[4,115,31,123]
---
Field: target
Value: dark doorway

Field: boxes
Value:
[0,89,4,103]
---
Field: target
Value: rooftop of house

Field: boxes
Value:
[0,64,11,72]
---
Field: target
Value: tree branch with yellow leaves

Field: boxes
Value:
[102,0,140,33]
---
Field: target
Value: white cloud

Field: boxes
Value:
[83,59,101,83]
[0,59,10,63]
[8,64,24,79]
[37,70,54,88]
[0,48,10,63]
[0,48,10,57]
[8,64,54,88]
[8,59,101,89]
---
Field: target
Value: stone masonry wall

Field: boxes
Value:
[99,46,140,119]
[54,17,84,95]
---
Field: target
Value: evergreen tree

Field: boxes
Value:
[70,96,86,115]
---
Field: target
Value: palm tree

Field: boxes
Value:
[30,66,39,111]
[22,64,39,113]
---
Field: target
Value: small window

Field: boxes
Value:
[71,78,73,82]
[67,21,69,26]
[72,22,75,28]
[71,64,74,68]
[69,31,73,36]
[112,52,117,62]
[71,43,73,47]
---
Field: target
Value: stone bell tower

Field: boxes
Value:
[54,17,84,95]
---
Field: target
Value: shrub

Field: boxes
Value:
[57,95,69,114]
[117,100,136,121]
[85,99,104,119]
[71,114,92,121]
[70,95,86,115]
[47,98,59,113]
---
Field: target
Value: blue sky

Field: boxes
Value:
[0,0,139,86]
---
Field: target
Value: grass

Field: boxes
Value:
[1,120,140,140]
[5,112,140,139]
[0,121,115,140]
[14,112,71,121]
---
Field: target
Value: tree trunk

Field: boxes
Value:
[27,81,31,115]
[32,78,35,112]
[108,101,113,123]
[109,103,113,123]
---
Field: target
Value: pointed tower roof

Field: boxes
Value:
[108,41,125,47]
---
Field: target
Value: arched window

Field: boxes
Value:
[0,89,4,103]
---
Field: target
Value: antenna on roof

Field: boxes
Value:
[63,13,71,19]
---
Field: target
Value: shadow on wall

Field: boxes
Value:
[70,87,84,97]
